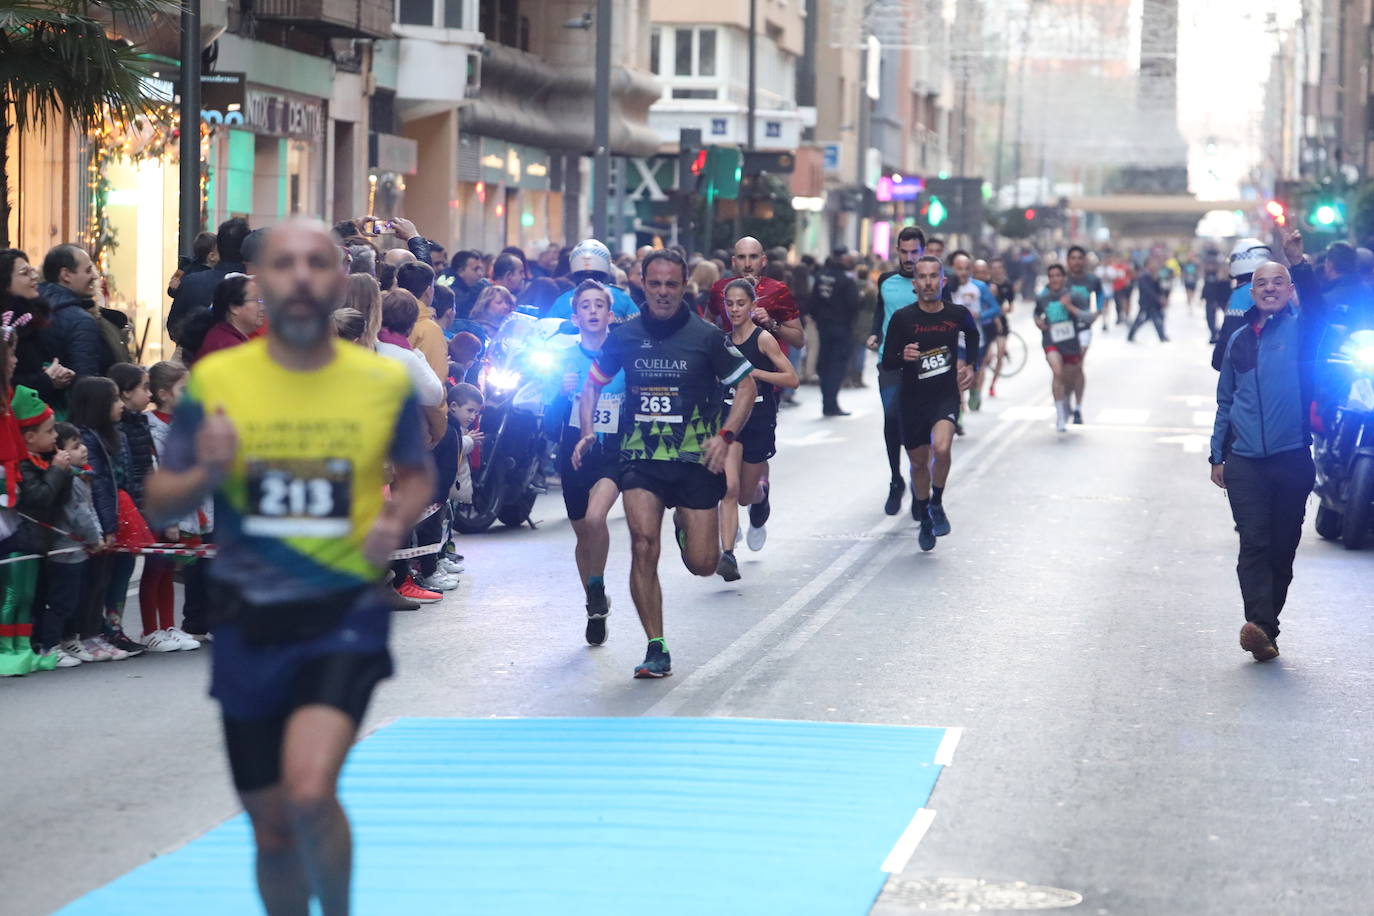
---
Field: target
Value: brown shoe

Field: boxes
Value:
[1239,622,1279,662]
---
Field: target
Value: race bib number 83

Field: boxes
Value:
[244,457,353,537]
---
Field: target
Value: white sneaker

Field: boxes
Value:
[82,637,115,662]
[746,524,768,552]
[163,626,202,650]
[417,572,459,592]
[141,629,182,652]
[63,639,96,662]
[94,636,130,661]
[39,646,82,668]
[439,557,465,575]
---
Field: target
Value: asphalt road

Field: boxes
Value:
[5,302,1374,915]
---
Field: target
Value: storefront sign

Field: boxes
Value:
[245,88,325,140]
[201,72,247,126]
[470,136,550,191]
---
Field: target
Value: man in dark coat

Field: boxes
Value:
[166,218,250,343]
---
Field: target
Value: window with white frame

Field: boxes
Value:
[650,26,718,79]
[397,0,474,30]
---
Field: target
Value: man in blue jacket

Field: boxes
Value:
[1209,231,1327,662]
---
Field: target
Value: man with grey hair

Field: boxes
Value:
[1210,231,1330,662]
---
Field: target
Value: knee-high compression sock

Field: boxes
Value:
[884,412,902,482]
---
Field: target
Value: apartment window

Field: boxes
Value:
[672,88,718,100]
[399,0,474,29]
[660,26,719,78]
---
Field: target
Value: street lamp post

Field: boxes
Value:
[591,0,611,245]
[178,0,201,256]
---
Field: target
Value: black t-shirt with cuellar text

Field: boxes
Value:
[591,307,752,464]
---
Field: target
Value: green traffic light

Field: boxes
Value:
[1314,204,1338,226]
[928,195,947,227]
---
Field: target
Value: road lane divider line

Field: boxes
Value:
[881,807,938,874]
[933,727,963,766]
[647,397,1046,719]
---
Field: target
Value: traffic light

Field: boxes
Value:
[1024,208,1037,221]
[927,195,947,227]
[701,146,742,200]
[690,150,708,178]
[1309,200,1344,227]
[1264,199,1286,226]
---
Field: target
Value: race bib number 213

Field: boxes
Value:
[244,458,353,537]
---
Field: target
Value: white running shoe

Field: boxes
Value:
[746,524,768,552]
[62,639,96,662]
[39,646,82,667]
[82,637,116,662]
[438,557,465,575]
[141,629,182,652]
[94,636,131,661]
[163,626,202,650]
[417,572,459,592]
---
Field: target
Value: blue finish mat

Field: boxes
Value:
[56,717,949,915]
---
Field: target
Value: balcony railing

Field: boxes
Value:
[253,0,392,39]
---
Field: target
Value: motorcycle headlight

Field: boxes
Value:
[526,349,556,373]
[1353,346,1374,372]
[487,368,522,391]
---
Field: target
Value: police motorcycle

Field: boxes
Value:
[1313,328,1374,549]
[451,312,565,533]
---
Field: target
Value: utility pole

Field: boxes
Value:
[591,0,611,244]
[178,0,202,256]
[747,0,757,152]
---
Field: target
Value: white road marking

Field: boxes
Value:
[1156,433,1210,454]
[1094,407,1151,425]
[999,405,1055,421]
[933,727,963,766]
[882,808,938,874]
[778,429,848,447]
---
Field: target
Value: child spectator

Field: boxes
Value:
[441,383,484,575]
[68,375,133,661]
[141,361,201,651]
[39,422,103,666]
[5,386,63,673]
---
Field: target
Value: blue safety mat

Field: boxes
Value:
[56,717,949,915]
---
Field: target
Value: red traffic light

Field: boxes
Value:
[690,150,708,176]
[1024,208,1036,221]
[1265,199,1286,226]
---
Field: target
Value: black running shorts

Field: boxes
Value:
[899,394,961,448]
[557,428,620,521]
[619,460,726,510]
[221,650,391,793]
[737,416,777,464]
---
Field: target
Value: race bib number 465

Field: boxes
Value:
[917,346,952,380]
[244,457,353,537]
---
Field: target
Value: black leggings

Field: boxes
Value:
[884,409,903,482]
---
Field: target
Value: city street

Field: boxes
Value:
[6,304,1374,916]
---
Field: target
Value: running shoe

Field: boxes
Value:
[164,626,202,650]
[1239,623,1280,662]
[746,523,767,552]
[106,633,144,657]
[748,482,771,529]
[928,503,952,537]
[717,550,741,582]
[955,422,966,437]
[86,637,127,661]
[417,571,460,592]
[140,629,181,653]
[38,646,82,668]
[397,577,443,604]
[918,516,937,552]
[585,584,609,647]
[884,479,904,516]
[438,557,465,575]
[1072,409,1083,425]
[968,390,982,411]
[62,639,96,663]
[634,641,672,679]
[384,588,422,611]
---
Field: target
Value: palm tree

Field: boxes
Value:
[0,0,175,247]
